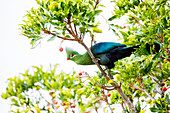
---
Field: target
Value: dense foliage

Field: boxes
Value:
[2,0,170,113]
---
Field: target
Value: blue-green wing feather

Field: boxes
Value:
[91,42,126,55]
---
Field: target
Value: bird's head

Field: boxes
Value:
[65,47,79,61]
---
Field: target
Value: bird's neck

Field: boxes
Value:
[72,52,94,65]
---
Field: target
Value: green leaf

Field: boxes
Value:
[1,93,8,99]
[30,39,36,47]
[144,61,153,74]
[155,101,161,108]
[94,10,102,15]
[47,35,57,41]
[165,94,169,103]
[49,21,59,26]
[35,0,41,5]
[108,15,117,21]
[150,107,159,112]
[79,27,86,33]
[135,101,141,113]
[119,31,128,41]
[153,52,162,60]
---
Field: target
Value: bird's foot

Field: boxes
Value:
[92,58,100,64]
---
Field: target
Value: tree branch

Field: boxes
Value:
[98,85,115,91]
[129,78,156,100]
[129,83,144,91]
[57,35,77,41]
[41,27,77,41]
[106,69,113,79]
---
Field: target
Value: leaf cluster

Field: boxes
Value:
[20,0,103,47]
[1,65,121,113]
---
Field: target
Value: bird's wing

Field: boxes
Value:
[91,42,126,55]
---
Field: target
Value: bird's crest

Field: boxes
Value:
[65,47,79,60]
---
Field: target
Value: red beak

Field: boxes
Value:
[67,58,70,60]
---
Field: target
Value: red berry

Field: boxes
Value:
[59,47,63,52]
[54,101,58,104]
[107,93,111,97]
[85,111,89,113]
[79,72,82,76]
[123,26,126,29]
[162,87,167,91]
[71,104,76,108]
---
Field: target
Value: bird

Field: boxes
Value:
[66,42,160,69]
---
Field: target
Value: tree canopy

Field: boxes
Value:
[2,0,170,113]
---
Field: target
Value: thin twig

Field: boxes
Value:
[38,91,58,112]
[138,78,155,100]
[121,101,126,113]
[38,90,51,105]
[129,79,156,100]
[68,20,77,39]
[129,83,143,91]
[41,28,77,41]
[102,91,114,113]
[128,15,145,27]
[94,0,99,9]
[100,14,112,30]
[30,110,35,113]
[165,48,170,61]
[95,106,99,113]
[73,23,78,38]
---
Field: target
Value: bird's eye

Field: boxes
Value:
[71,54,75,57]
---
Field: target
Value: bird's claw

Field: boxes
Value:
[92,58,100,63]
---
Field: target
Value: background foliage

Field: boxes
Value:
[2,0,170,113]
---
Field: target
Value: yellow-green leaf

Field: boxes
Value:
[35,107,41,113]
[108,80,114,84]
[92,27,102,33]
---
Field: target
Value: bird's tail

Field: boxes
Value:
[119,43,160,56]
[119,45,139,52]
[121,43,160,54]
[110,45,140,61]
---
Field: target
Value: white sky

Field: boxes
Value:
[0,0,125,112]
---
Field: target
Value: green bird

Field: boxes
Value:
[66,42,160,69]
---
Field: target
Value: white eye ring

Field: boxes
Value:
[71,54,75,57]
